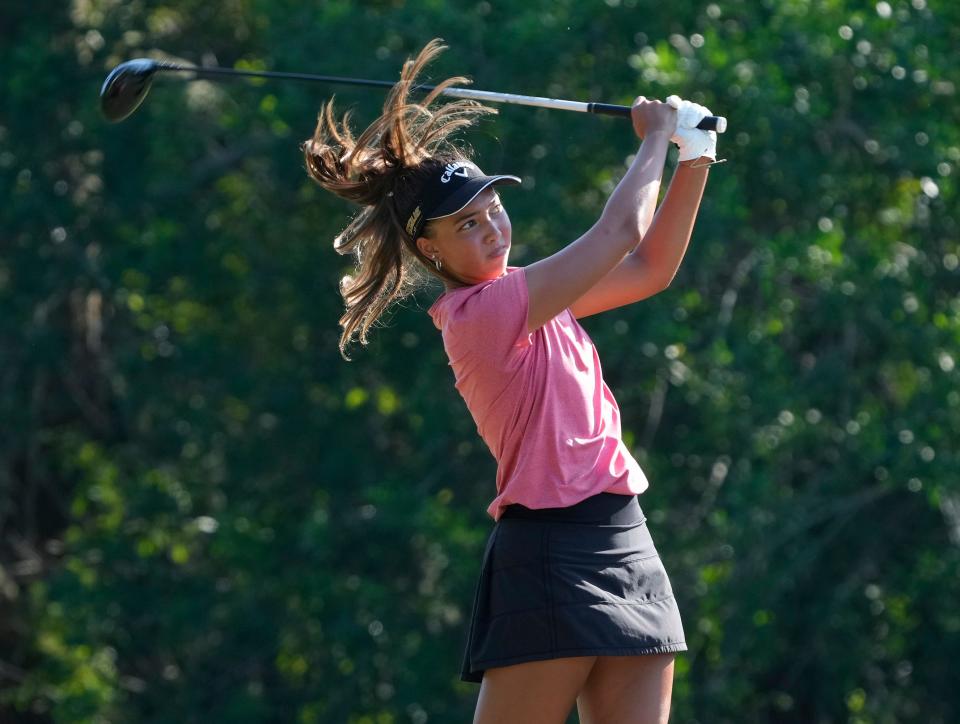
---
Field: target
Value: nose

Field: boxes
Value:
[482,211,504,243]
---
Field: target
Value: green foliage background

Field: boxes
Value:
[2,0,959,722]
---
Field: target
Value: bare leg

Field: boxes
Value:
[576,654,675,724]
[473,655,597,724]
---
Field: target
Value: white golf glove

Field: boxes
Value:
[666,95,717,162]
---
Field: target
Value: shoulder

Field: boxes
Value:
[427,267,526,327]
[428,267,532,352]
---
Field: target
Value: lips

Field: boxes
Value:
[489,246,508,259]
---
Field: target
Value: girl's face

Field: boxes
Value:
[416,187,511,287]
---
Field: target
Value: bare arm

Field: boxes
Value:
[633,155,710,286]
[523,98,675,334]
[601,132,672,251]
[567,156,712,318]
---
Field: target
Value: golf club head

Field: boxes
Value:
[100,58,162,122]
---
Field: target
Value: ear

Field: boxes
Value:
[416,236,440,259]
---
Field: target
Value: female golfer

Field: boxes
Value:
[303,39,718,724]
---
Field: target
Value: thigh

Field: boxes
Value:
[473,655,597,724]
[576,654,675,724]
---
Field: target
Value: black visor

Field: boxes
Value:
[405,161,520,239]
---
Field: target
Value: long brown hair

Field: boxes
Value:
[302,38,499,360]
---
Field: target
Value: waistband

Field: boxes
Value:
[499,492,644,525]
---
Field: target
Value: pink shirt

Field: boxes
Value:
[427,265,649,521]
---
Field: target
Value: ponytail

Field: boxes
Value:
[301,38,497,360]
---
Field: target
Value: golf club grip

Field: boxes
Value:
[588,103,727,133]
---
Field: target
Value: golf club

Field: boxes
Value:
[99,58,727,133]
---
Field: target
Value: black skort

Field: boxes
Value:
[460,491,687,683]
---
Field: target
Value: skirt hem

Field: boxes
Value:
[460,642,688,684]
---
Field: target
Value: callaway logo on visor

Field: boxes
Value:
[440,162,470,183]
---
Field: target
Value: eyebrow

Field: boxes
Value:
[452,194,501,225]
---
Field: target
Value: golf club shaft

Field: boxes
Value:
[152,62,727,132]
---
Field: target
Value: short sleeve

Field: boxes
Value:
[445,267,533,358]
